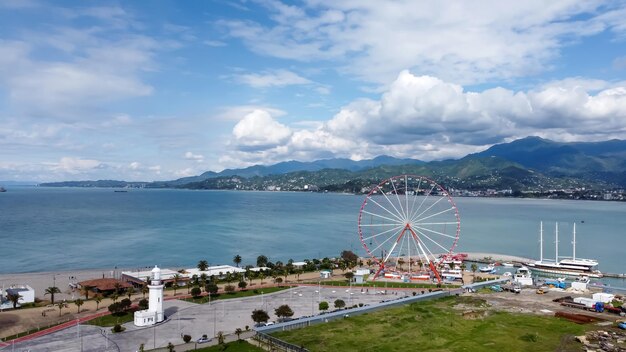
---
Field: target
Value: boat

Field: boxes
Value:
[0,187,6,192]
[513,266,533,286]
[440,269,463,281]
[479,264,495,273]
[527,222,603,278]
[501,262,514,267]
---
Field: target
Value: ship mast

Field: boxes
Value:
[539,221,543,262]
[555,222,559,263]
[572,222,576,261]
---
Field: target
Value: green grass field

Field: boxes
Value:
[194,340,265,351]
[183,287,290,304]
[272,296,589,352]
[87,311,134,327]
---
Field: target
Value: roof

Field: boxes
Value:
[79,278,131,292]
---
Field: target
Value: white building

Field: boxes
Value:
[122,265,246,286]
[134,266,165,327]
[1,285,35,309]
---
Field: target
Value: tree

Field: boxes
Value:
[138,298,149,310]
[217,331,225,345]
[238,281,248,290]
[448,262,455,270]
[471,263,478,276]
[110,293,119,303]
[126,286,136,300]
[120,298,132,311]
[205,282,219,295]
[141,284,149,298]
[233,254,242,267]
[235,328,243,340]
[319,301,329,312]
[183,334,192,343]
[6,292,21,308]
[344,272,354,281]
[274,304,294,321]
[94,294,103,310]
[166,342,175,352]
[256,255,269,267]
[340,250,358,267]
[198,260,209,271]
[251,309,270,324]
[108,302,123,315]
[80,285,93,300]
[172,274,181,296]
[191,287,202,298]
[224,284,236,293]
[113,282,123,295]
[44,286,61,304]
[57,301,66,316]
[460,263,467,272]
[74,298,84,313]
[397,258,405,270]
[334,299,345,309]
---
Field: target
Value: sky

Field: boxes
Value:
[1,1,626,182]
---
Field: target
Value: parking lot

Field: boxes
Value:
[6,285,421,351]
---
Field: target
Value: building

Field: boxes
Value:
[134,266,165,327]
[320,270,332,279]
[78,278,132,295]
[122,265,245,286]
[1,285,35,309]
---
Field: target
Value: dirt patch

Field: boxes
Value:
[0,313,20,329]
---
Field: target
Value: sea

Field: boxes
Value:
[0,187,625,280]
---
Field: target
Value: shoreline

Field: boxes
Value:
[0,252,531,300]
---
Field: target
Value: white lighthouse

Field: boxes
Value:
[133,265,165,326]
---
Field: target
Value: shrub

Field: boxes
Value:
[108,302,122,314]
[138,298,148,310]
[191,287,201,298]
[112,324,123,333]
[238,281,248,290]
[120,298,132,311]
[224,284,236,293]
[183,334,191,343]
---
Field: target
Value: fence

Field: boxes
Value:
[255,332,309,352]
[256,277,509,334]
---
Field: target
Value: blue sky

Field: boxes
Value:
[1,1,626,182]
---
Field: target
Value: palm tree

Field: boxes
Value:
[471,263,478,282]
[74,299,84,313]
[235,328,243,340]
[217,331,225,345]
[113,282,123,295]
[126,287,136,300]
[172,274,181,296]
[44,286,61,304]
[57,301,66,316]
[110,293,119,303]
[6,292,21,308]
[198,260,209,271]
[233,254,242,267]
[397,258,405,270]
[80,285,93,300]
[94,294,103,310]
[141,284,149,298]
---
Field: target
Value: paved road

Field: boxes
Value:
[2,286,411,351]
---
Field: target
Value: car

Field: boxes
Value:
[197,335,211,344]
[265,321,275,326]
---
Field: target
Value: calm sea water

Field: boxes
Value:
[0,187,624,276]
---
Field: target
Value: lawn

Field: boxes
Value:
[183,287,290,304]
[195,340,265,351]
[87,311,134,327]
[272,296,590,352]
[314,280,460,289]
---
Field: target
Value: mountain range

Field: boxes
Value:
[40,136,626,190]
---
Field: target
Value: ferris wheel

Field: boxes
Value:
[357,175,461,282]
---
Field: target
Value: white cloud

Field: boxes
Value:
[231,109,293,150]
[184,151,204,162]
[214,105,287,121]
[221,70,626,168]
[52,157,104,173]
[234,69,312,88]
[220,1,626,84]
